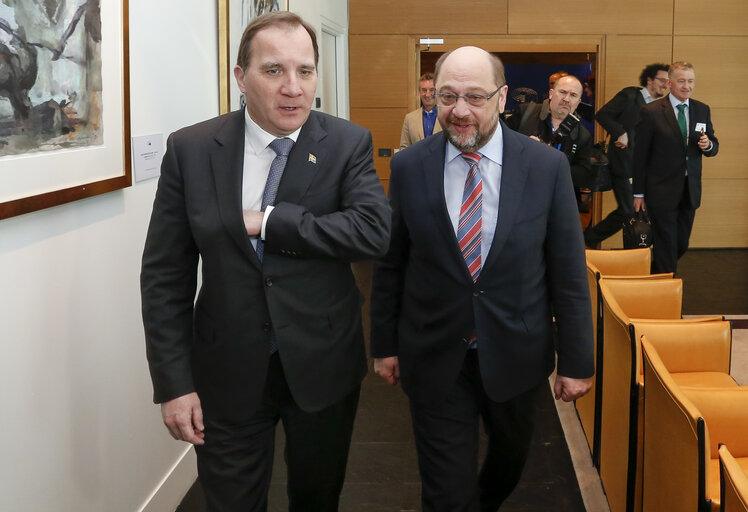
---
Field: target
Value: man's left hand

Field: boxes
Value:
[697,132,711,151]
[243,210,264,236]
[553,375,593,402]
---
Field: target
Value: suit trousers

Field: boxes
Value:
[409,350,543,512]
[584,173,634,247]
[649,180,696,274]
[195,353,360,512]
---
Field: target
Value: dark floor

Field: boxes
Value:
[177,249,748,512]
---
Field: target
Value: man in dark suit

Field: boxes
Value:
[140,12,390,512]
[584,63,669,247]
[370,46,593,512]
[633,61,718,274]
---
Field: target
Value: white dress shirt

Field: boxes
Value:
[241,109,301,247]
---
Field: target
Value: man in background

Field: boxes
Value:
[633,61,718,273]
[584,63,669,248]
[506,74,593,211]
[371,46,593,512]
[400,72,442,148]
[141,11,390,511]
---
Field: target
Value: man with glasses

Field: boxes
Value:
[400,72,442,148]
[633,61,718,273]
[370,46,593,512]
[506,75,593,212]
[584,63,669,248]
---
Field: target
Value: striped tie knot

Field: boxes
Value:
[458,152,483,282]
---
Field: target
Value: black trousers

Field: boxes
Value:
[195,353,360,512]
[649,181,696,274]
[584,173,634,247]
[409,350,543,512]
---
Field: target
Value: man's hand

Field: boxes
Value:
[242,210,264,236]
[161,392,205,445]
[633,197,646,212]
[553,375,593,402]
[614,132,629,149]
[697,131,711,151]
[374,357,400,386]
[529,135,542,143]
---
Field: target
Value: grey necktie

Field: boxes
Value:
[256,137,294,262]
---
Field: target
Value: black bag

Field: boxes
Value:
[622,210,653,249]
[587,142,613,192]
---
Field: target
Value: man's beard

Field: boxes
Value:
[444,108,500,153]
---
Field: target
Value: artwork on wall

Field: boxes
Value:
[217,0,289,114]
[0,0,130,220]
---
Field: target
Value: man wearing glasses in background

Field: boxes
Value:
[370,46,593,512]
[400,72,442,148]
[584,63,669,248]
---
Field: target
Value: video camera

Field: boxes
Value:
[552,111,580,144]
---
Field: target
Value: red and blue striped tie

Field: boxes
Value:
[458,152,483,282]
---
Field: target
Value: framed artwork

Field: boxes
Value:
[218,0,289,114]
[0,0,131,220]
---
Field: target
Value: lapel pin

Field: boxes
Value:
[308,153,317,164]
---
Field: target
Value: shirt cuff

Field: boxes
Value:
[634,194,644,198]
[703,140,713,152]
[261,206,274,240]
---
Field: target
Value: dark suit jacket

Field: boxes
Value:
[596,86,646,178]
[141,110,391,422]
[370,123,594,406]
[633,97,719,211]
[505,100,593,189]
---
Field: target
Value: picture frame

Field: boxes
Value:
[0,0,131,220]
[218,0,289,115]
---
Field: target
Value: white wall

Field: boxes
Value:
[0,1,350,510]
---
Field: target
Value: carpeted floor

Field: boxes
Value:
[177,249,748,512]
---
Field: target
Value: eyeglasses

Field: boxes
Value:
[654,77,668,83]
[435,86,502,107]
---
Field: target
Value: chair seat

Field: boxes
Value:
[673,372,738,388]
[709,457,748,511]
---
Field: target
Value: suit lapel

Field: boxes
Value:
[276,111,325,203]
[481,124,528,275]
[420,133,469,274]
[210,110,262,268]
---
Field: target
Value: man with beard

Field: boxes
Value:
[583,63,669,248]
[370,46,593,512]
[505,75,593,212]
[400,72,442,148]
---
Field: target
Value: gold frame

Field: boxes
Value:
[0,0,132,220]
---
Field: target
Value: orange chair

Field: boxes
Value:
[578,248,657,464]
[719,445,748,512]
[599,278,724,512]
[641,337,748,512]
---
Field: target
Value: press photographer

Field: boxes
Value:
[506,75,593,211]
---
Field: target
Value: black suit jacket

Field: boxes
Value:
[370,123,593,406]
[633,97,718,210]
[596,86,647,178]
[141,110,391,422]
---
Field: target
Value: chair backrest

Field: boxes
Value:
[720,445,748,512]
[641,336,708,512]
[632,320,731,378]
[600,277,683,319]
[585,248,652,276]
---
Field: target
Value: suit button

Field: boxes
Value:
[263,322,271,332]
[265,278,273,287]
[473,290,481,297]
